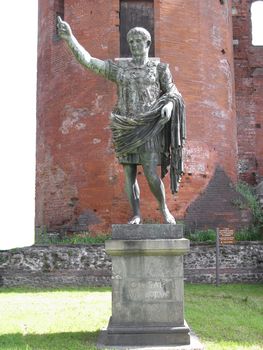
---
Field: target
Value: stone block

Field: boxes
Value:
[99,224,192,348]
[112,224,184,240]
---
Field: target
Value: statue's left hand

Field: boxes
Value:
[160,101,173,124]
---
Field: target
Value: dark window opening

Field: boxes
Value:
[55,0,64,18]
[54,0,65,41]
[120,0,155,57]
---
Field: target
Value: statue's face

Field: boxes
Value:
[128,33,150,57]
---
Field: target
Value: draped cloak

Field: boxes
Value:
[104,59,186,194]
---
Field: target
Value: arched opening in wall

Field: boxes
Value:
[120,0,155,57]
[251,1,263,46]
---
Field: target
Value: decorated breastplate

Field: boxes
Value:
[115,60,161,117]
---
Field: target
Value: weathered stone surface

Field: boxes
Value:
[112,224,183,240]
[98,322,191,347]
[109,254,185,325]
[106,239,189,256]
[97,329,204,350]
[0,242,262,287]
[184,241,263,283]
[100,232,191,347]
[97,330,204,350]
[0,244,111,287]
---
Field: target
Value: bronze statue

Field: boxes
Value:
[57,17,185,224]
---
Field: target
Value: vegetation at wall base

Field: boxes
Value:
[185,229,217,243]
[186,227,263,243]
[183,182,263,243]
[35,230,111,245]
[0,284,262,350]
[235,181,263,240]
[235,227,263,241]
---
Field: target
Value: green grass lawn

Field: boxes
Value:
[0,284,262,350]
[185,284,263,350]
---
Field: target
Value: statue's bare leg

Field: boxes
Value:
[141,153,176,224]
[123,164,141,224]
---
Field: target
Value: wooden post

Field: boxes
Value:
[216,228,220,287]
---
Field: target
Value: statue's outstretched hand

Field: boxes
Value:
[57,16,72,41]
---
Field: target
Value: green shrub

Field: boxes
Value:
[235,227,262,241]
[35,231,111,245]
[235,182,263,240]
[186,229,216,242]
[236,182,263,225]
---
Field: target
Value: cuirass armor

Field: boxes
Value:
[105,57,184,171]
[114,60,161,117]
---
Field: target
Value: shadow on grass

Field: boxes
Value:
[1,331,263,350]
[0,286,111,294]
[0,331,100,350]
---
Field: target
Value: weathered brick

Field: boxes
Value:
[233,0,263,184]
[36,0,261,233]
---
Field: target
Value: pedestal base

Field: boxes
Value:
[98,225,202,349]
[98,331,204,350]
[98,318,191,347]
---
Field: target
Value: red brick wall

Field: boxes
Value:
[36,0,121,232]
[232,0,263,184]
[156,0,238,220]
[36,0,239,233]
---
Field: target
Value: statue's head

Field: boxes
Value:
[127,27,151,56]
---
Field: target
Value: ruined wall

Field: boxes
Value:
[155,0,238,228]
[36,0,121,233]
[184,166,252,231]
[232,0,263,184]
[36,0,238,233]
[1,242,262,287]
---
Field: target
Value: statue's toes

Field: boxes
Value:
[128,216,141,224]
[164,213,176,225]
[167,217,176,225]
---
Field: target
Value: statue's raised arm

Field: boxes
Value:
[57,16,106,76]
[57,20,186,225]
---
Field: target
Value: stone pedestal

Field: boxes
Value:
[98,225,202,349]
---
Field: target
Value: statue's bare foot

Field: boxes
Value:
[162,208,176,224]
[128,216,141,224]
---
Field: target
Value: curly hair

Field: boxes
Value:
[127,27,151,43]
